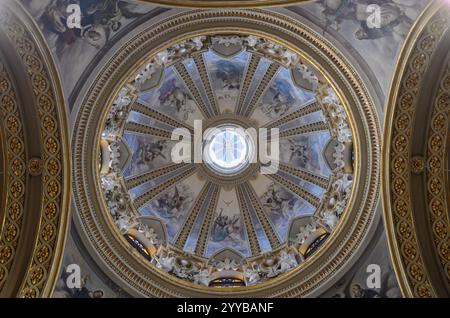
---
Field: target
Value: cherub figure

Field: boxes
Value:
[212,209,241,243]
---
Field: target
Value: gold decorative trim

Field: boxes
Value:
[426,62,450,287]
[411,156,425,174]
[237,184,262,255]
[382,0,450,298]
[192,53,220,116]
[131,101,193,132]
[236,54,260,115]
[174,61,212,118]
[125,163,187,189]
[174,182,213,249]
[266,174,321,208]
[241,62,280,117]
[242,182,281,249]
[279,164,329,188]
[136,0,310,9]
[279,121,329,138]
[133,165,198,208]
[0,0,71,298]
[124,121,174,140]
[0,55,27,293]
[195,184,220,257]
[264,101,321,128]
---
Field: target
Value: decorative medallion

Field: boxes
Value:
[410,156,425,175]
[28,158,43,176]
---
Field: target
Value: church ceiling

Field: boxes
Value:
[0,0,447,299]
[383,0,450,297]
[70,8,380,297]
[99,34,353,288]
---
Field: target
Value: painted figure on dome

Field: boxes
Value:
[39,0,145,55]
[319,0,422,41]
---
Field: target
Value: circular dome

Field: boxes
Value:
[99,34,354,287]
[203,124,254,176]
[72,10,380,297]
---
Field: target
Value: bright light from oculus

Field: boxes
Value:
[203,124,254,175]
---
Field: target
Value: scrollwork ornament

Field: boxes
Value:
[28,158,42,176]
[411,156,425,174]
[0,59,26,291]
[426,63,450,284]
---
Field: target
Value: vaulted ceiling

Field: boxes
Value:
[0,0,447,298]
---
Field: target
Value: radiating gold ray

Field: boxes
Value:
[236,54,261,115]
[236,185,262,255]
[174,182,213,249]
[133,165,198,209]
[242,63,280,117]
[279,164,329,189]
[124,122,173,139]
[131,101,194,132]
[264,101,321,129]
[241,182,281,249]
[194,184,220,256]
[266,174,321,208]
[280,121,328,138]
[174,61,212,118]
[125,163,188,189]
[192,54,220,116]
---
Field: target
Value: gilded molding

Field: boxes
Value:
[174,61,213,118]
[174,182,213,249]
[426,64,450,286]
[195,184,220,257]
[131,101,193,132]
[0,57,27,292]
[242,182,281,249]
[0,1,71,298]
[135,0,310,9]
[192,54,220,116]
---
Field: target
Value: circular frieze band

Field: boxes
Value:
[0,1,71,298]
[383,1,450,298]
[136,0,309,8]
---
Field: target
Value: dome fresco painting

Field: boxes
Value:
[98,35,355,287]
[0,0,448,301]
